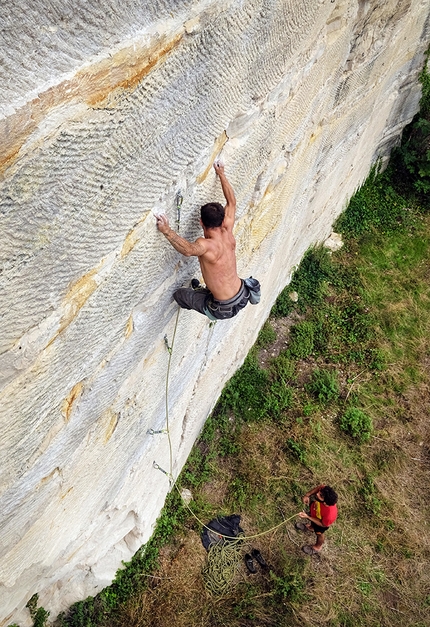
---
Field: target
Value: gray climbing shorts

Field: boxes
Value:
[173,277,260,321]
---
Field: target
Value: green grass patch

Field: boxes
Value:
[257,320,277,347]
[306,368,340,404]
[271,246,335,317]
[339,407,373,443]
[217,351,270,422]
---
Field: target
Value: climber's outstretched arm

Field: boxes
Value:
[214,162,236,228]
[156,214,207,257]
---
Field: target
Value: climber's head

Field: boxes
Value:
[200,202,225,229]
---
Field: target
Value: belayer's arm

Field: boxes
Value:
[298,511,325,526]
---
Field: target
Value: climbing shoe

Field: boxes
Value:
[244,553,257,573]
[251,548,267,568]
[191,279,201,290]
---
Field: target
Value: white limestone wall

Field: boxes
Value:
[1,0,429,623]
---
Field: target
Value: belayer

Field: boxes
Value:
[296,484,338,554]
[156,162,260,320]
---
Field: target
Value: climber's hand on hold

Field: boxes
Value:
[214,161,225,176]
[156,214,170,234]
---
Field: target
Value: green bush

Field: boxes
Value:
[288,321,315,359]
[25,595,50,627]
[271,247,334,317]
[270,288,295,318]
[359,475,382,515]
[266,380,293,417]
[339,407,373,443]
[270,352,296,382]
[270,561,306,602]
[257,321,277,347]
[218,352,269,422]
[285,438,307,464]
[391,47,430,200]
[307,369,339,403]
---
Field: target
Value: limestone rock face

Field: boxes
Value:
[0,0,428,623]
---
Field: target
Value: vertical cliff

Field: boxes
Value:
[1,0,429,623]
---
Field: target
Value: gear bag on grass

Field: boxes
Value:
[201,514,244,551]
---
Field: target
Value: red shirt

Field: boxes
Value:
[310,497,338,527]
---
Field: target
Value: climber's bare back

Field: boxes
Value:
[196,225,241,301]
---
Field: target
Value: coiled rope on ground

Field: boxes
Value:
[202,538,244,595]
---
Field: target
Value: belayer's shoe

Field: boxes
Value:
[244,553,257,573]
[251,548,268,568]
[302,545,321,555]
[191,279,201,290]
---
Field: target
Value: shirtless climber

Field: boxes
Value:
[156,162,260,320]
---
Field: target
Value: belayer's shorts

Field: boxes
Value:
[309,521,330,534]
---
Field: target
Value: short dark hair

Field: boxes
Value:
[321,486,338,506]
[201,202,225,228]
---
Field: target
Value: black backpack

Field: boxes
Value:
[201,514,244,551]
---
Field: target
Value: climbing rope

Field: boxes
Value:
[163,306,181,486]
[152,305,302,594]
[202,537,244,595]
[177,489,301,596]
[173,485,301,542]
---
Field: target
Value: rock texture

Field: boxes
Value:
[0,0,428,623]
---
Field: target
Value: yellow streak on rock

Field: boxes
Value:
[196,131,228,184]
[309,124,322,144]
[85,33,183,107]
[121,225,141,258]
[57,269,98,337]
[245,185,280,255]
[60,487,74,500]
[0,32,183,173]
[103,409,119,444]
[62,381,84,422]
[125,315,134,338]
[38,467,60,489]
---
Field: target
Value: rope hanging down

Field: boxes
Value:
[157,306,181,486]
[150,305,306,595]
[153,305,301,540]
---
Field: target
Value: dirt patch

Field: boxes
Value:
[257,313,302,369]
[200,476,229,507]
